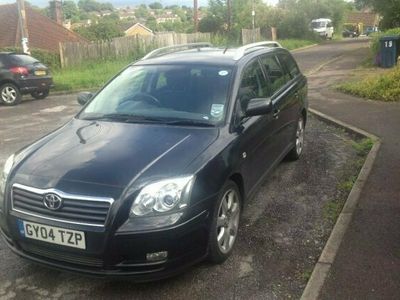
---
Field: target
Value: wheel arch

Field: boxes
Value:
[0,79,20,89]
[229,173,245,205]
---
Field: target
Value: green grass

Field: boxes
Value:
[52,39,317,92]
[352,138,374,157]
[337,66,400,102]
[52,59,132,92]
[278,39,316,50]
[323,138,373,223]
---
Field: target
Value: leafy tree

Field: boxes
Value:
[199,15,224,32]
[355,0,400,28]
[62,0,79,20]
[149,2,163,10]
[75,19,123,40]
[78,0,113,13]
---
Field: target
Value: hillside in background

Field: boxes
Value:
[0,0,208,8]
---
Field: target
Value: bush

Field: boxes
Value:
[370,27,400,58]
[0,47,61,70]
[337,66,400,102]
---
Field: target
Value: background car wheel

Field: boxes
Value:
[208,180,241,264]
[286,116,305,161]
[31,89,49,100]
[0,83,21,106]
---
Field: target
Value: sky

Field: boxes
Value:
[0,0,280,9]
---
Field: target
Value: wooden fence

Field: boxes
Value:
[59,32,211,68]
[241,28,261,45]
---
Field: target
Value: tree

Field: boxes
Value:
[75,20,123,40]
[62,0,79,20]
[78,0,114,13]
[149,2,163,9]
[355,0,400,28]
[199,15,223,32]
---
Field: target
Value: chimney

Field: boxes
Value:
[49,0,63,25]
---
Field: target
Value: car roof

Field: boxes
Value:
[135,43,286,67]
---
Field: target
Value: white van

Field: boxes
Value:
[311,18,334,39]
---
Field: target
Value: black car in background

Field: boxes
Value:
[342,28,359,38]
[0,42,307,280]
[0,52,53,106]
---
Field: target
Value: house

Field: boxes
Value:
[124,23,154,37]
[156,14,180,24]
[345,11,381,32]
[0,3,87,53]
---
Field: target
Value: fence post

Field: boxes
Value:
[58,42,65,68]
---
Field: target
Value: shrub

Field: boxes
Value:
[338,66,400,102]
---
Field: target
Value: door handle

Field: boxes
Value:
[273,109,280,119]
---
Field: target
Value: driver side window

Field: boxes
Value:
[238,60,268,113]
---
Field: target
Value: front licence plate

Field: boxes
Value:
[34,70,46,76]
[17,220,86,249]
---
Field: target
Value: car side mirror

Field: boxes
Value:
[245,98,273,117]
[77,92,93,106]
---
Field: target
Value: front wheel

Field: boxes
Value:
[286,116,305,161]
[208,181,241,264]
[31,89,49,100]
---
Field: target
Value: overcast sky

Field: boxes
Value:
[0,0,280,8]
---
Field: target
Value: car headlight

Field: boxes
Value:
[0,154,15,199]
[130,176,194,217]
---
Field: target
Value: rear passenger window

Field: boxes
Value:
[259,55,291,95]
[278,53,300,78]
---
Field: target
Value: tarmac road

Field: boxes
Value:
[0,38,370,299]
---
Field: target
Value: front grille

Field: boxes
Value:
[12,184,113,227]
[20,243,103,267]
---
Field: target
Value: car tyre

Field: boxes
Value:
[286,116,305,161]
[31,89,49,100]
[0,83,21,106]
[208,180,241,264]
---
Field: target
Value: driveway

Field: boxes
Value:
[0,39,370,299]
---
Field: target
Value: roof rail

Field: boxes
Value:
[142,42,213,60]
[233,41,282,60]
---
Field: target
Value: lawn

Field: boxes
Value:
[52,59,131,92]
[52,39,317,92]
[337,65,400,102]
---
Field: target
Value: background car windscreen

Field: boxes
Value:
[81,65,233,124]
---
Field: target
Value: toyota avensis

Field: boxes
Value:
[0,42,307,280]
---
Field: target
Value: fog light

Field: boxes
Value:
[146,251,168,262]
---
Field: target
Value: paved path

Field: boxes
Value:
[299,42,400,299]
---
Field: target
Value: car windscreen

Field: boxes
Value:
[311,21,326,29]
[9,54,39,65]
[79,64,234,126]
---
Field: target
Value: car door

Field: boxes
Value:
[259,53,298,156]
[234,59,278,192]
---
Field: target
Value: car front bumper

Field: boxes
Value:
[0,208,212,280]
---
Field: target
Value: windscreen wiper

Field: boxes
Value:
[81,114,165,123]
[164,119,215,127]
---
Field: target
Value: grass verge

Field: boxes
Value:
[337,66,400,102]
[279,39,316,50]
[323,138,373,223]
[52,59,131,92]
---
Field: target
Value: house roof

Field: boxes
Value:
[124,23,153,34]
[345,12,379,27]
[0,3,87,52]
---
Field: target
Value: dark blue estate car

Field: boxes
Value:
[0,42,307,280]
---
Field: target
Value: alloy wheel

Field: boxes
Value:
[1,86,17,104]
[216,188,240,254]
[296,118,305,155]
